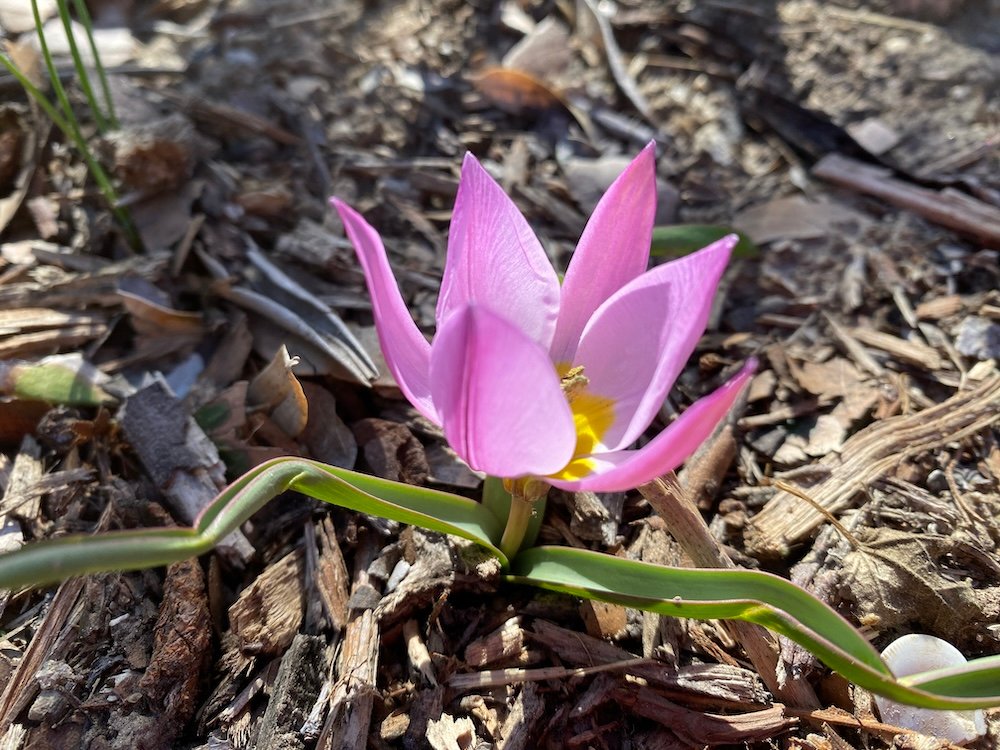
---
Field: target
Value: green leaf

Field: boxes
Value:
[2,356,113,406]
[194,401,231,432]
[651,225,758,259]
[508,546,1000,710]
[0,457,507,591]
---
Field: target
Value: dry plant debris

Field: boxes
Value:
[0,0,998,747]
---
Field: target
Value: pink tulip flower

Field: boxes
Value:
[331,143,753,493]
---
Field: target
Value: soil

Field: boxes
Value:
[0,0,998,748]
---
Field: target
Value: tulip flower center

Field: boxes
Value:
[551,365,615,481]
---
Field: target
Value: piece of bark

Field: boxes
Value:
[426,714,478,750]
[253,635,326,750]
[847,327,943,371]
[403,686,445,750]
[497,682,544,750]
[616,687,797,745]
[314,517,350,632]
[230,550,304,657]
[464,617,526,668]
[1,435,42,530]
[813,154,1000,244]
[0,578,85,732]
[301,383,357,469]
[319,536,380,750]
[404,619,437,685]
[569,490,624,545]
[352,418,429,485]
[746,375,1000,557]
[119,377,253,565]
[138,558,212,742]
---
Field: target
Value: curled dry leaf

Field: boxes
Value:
[247,345,308,439]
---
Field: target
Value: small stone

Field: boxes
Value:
[955,317,1000,360]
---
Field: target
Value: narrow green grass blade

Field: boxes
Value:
[18,1,138,247]
[71,0,117,127]
[509,546,1000,710]
[55,0,108,132]
[0,457,506,591]
[33,0,78,129]
[651,225,758,259]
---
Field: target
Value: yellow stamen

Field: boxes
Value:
[550,364,615,481]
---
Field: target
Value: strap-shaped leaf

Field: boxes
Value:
[509,545,1000,710]
[0,457,506,590]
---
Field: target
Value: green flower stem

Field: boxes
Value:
[498,478,548,559]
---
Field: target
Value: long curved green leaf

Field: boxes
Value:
[509,546,1000,710]
[0,457,506,590]
[650,225,758,259]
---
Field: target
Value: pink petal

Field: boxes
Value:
[549,142,657,364]
[572,235,736,451]
[437,154,560,349]
[430,305,576,477]
[331,198,438,422]
[548,361,755,493]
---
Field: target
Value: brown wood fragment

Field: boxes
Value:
[138,558,212,743]
[568,490,624,544]
[403,686,445,750]
[914,294,965,321]
[813,154,1000,244]
[230,550,304,656]
[847,326,943,371]
[580,599,628,640]
[314,517,350,632]
[746,376,1000,557]
[449,658,652,692]
[404,619,437,685]
[253,635,326,750]
[497,681,544,750]
[352,418,429,485]
[319,537,380,750]
[0,436,42,530]
[616,686,796,745]
[0,578,85,732]
[161,91,302,146]
[823,314,887,378]
[464,616,526,668]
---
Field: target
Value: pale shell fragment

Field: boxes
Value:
[874,633,987,744]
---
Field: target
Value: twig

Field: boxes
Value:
[813,154,1000,244]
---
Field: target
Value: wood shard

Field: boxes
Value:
[230,550,305,656]
[617,686,796,745]
[847,327,943,371]
[138,558,212,741]
[253,634,326,750]
[464,616,526,668]
[119,378,254,564]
